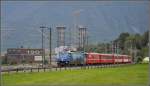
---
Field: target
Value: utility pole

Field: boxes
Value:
[117,41,119,54]
[42,28,44,66]
[83,34,85,52]
[40,26,52,68]
[111,41,114,54]
[115,42,117,54]
[86,29,88,52]
[104,39,107,53]
[133,40,137,63]
[116,42,118,56]
[148,29,150,86]
[40,27,45,67]
[105,43,107,53]
[0,26,2,86]
[130,40,134,63]
[48,27,52,68]
[86,33,89,52]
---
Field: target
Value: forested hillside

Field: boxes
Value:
[85,31,149,63]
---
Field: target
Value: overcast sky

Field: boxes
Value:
[1,1,150,51]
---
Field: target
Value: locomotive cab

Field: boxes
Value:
[56,52,71,66]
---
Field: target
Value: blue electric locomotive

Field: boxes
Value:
[56,51,86,66]
[56,52,71,66]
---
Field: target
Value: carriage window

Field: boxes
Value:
[88,54,92,58]
[115,55,121,58]
[101,55,112,59]
[92,55,99,59]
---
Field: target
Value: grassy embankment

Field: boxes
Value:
[2,63,149,86]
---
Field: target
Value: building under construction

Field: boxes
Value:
[56,25,88,51]
[78,27,88,51]
[56,26,66,47]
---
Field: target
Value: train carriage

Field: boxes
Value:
[100,54,114,64]
[86,53,100,64]
[114,54,124,63]
[86,53,114,64]
[86,53,132,65]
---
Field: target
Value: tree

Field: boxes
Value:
[134,33,142,50]
[141,31,149,47]
[114,32,130,51]
[83,31,148,63]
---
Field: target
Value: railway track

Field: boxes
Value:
[1,63,134,73]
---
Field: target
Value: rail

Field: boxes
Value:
[1,63,134,73]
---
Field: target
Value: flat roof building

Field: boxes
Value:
[5,48,44,64]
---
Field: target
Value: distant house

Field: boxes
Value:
[142,57,149,63]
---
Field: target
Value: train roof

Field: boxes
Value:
[87,52,129,56]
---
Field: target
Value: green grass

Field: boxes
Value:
[2,64,149,86]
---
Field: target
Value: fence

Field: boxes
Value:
[1,63,133,74]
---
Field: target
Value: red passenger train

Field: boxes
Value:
[86,53,132,65]
[56,51,132,66]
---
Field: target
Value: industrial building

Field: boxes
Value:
[5,48,44,64]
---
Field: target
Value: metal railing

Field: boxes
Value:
[1,63,133,73]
